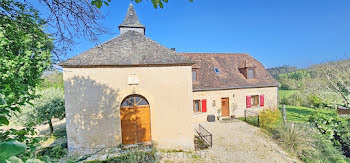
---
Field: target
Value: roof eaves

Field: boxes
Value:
[193,84,279,92]
[59,63,194,68]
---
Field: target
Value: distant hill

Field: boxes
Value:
[267,65,299,79]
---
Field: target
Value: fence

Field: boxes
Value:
[196,124,213,148]
[244,110,260,127]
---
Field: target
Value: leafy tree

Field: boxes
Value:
[0,0,52,127]
[278,70,311,90]
[267,65,299,79]
[22,88,65,135]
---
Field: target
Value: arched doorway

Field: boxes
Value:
[120,94,151,145]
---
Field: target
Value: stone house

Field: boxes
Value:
[59,4,277,155]
[179,53,278,122]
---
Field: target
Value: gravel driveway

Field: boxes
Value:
[194,120,298,163]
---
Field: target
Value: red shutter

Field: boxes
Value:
[201,99,207,112]
[260,95,264,107]
[246,96,251,108]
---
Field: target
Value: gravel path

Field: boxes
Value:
[193,120,298,163]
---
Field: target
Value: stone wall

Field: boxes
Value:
[192,86,278,123]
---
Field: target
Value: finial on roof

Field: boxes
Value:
[118,3,146,35]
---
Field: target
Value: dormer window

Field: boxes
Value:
[247,69,255,79]
[192,69,198,81]
[214,68,220,74]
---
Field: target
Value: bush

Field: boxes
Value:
[87,149,156,163]
[307,95,325,108]
[272,123,349,162]
[282,92,310,107]
[259,107,281,130]
[38,145,67,159]
[309,109,350,157]
[302,130,349,163]
[272,123,312,156]
[280,91,326,108]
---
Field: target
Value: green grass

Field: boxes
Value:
[278,90,298,99]
[279,105,334,123]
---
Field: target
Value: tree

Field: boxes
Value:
[0,0,53,127]
[267,65,299,79]
[317,61,350,107]
[1,0,194,61]
[277,70,311,90]
[23,88,65,135]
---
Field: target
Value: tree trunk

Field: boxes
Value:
[48,119,54,135]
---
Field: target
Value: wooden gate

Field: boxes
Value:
[120,95,151,145]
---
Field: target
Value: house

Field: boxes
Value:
[59,3,278,155]
[179,53,278,122]
[60,4,195,155]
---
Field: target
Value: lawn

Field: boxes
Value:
[279,105,334,123]
[278,90,298,99]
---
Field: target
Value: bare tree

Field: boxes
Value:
[37,0,109,61]
[317,60,350,107]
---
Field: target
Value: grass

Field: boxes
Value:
[278,90,333,123]
[279,105,334,123]
[278,90,298,99]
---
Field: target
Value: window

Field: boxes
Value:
[192,70,197,81]
[214,68,220,74]
[251,95,259,106]
[247,69,255,79]
[193,100,201,112]
[121,95,149,107]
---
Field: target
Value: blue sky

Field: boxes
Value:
[63,0,350,68]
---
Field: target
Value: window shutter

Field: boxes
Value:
[201,99,207,112]
[260,95,264,107]
[246,96,251,108]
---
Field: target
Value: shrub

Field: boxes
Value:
[272,123,349,162]
[307,95,325,108]
[38,145,67,159]
[280,92,326,108]
[309,109,350,157]
[259,107,281,130]
[87,149,156,163]
[272,123,312,156]
[302,130,349,163]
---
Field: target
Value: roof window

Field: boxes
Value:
[214,68,220,74]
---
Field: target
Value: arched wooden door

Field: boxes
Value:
[120,95,151,145]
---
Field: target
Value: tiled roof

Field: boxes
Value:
[59,31,193,67]
[179,53,278,91]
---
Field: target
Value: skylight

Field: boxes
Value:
[214,68,220,74]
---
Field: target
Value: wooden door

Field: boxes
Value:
[120,95,151,145]
[221,98,229,116]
